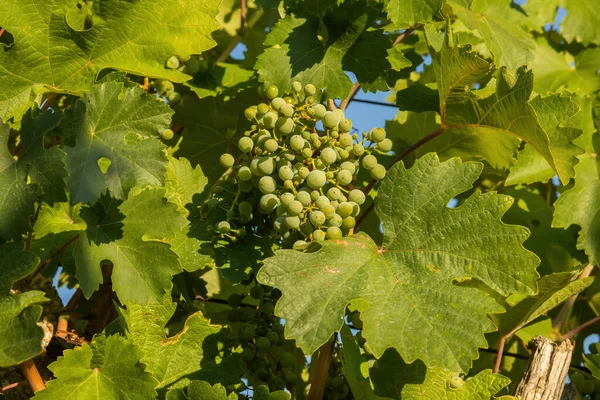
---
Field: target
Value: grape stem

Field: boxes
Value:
[19,359,46,393]
[240,0,247,34]
[561,316,600,341]
[307,335,336,400]
[338,27,415,112]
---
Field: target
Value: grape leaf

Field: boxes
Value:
[63,81,171,204]
[19,110,67,204]
[0,243,49,367]
[120,296,243,389]
[185,63,255,99]
[164,157,208,216]
[433,36,583,184]
[553,153,600,264]
[0,125,41,241]
[557,0,600,45]
[585,354,600,381]
[0,0,221,123]
[447,0,536,70]
[258,153,539,372]
[395,83,440,113]
[371,348,515,399]
[34,201,86,239]
[386,0,443,28]
[166,381,238,400]
[73,188,187,304]
[34,335,157,399]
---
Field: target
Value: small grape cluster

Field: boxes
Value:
[225,285,297,393]
[208,82,393,249]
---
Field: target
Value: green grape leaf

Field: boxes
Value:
[447,0,536,70]
[585,354,600,381]
[553,153,600,264]
[73,188,187,304]
[34,335,157,399]
[34,201,86,239]
[505,93,583,186]
[502,187,584,275]
[0,291,48,367]
[433,37,583,184]
[557,0,600,45]
[0,125,41,241]
[63,81,171,204]
[19,111,67,204]
[164,157,209,215]
[529,40,600,95]
[494,272,593,336]
[395,83,440,113]
[370,348,515,399]
[0,0,221,123]
[258,153,539,372]
[386,0,443,28]
[166,381,238,400]
[387,46,413,71]
[0,243,48,367]
[185,62,255,99]
[120,296,243,389]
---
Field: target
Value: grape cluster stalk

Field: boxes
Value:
[205,82,393,249]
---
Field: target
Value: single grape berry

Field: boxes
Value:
[279,352,295,367]
[352,143,365,156]
[217,221,231,234]
[166,55,180,69]
[339,118,352,133]
[307,170,327,189]
[293,240,308,250]
[257,103,270,115]
[377,138,393,152]
[323,111,340,129]
[342,216,356,229]
[160,128,174,141]
[259,194,280,213]
[227,293,243,307]
[369,127,386,142]
[312,104,327,119]
[362,154,377,170]
[167,92,181,105]
[340,161,356,174]
[449,376,465,389]
[327,214,343,227]
[278,166,294,181]
[250,285,264,299]
[271,97,286,111]
[327,187,341,200]
[289,135,305,151]
[292,81,302,93]
[370,164,387,180]
[309,211,326,227]
[264,138,279,153]
[238,137,254,153]
[219,153,235,168]
[244,106,257,121]
[337,170,353,185]
[263,112,277,129]
[279,103,294,118]
[348,189,366,205]
[266,85,279,99]
[276,117,295,135]
[287,200,304,215]
[238,166,252,181]
[296,191,312,207]
[305,84,317,95]
[316,196,330,209]
[313,229,326,241]
[339,133,353,147]
[285,215,301,229]
[320,147,337,165]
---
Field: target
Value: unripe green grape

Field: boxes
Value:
[349,189,366,205]
[327,226,343,239]
[287,200,303,215]
[279,103,294,118]
[280,192,295,206]
[313,229,326,241]
[296,191,312,207]
[227,293,243,308]
[326,171,334,180]
[207,198,219,210]
[279,166,294,181]
[340,161,356,174]
[292,81,302,93]
[250,285,264,300]
[312,138,322,148]
[240,212,253,223]
[161,128,174,141]
[337,202,353,218]
[154,79,175,94]
[184,56,201,74]
[328,214,343,227]
[257,103,270,115]
[242,347,256,361]
[339,133,353,147]
[285,215,301,229]
[293,240,308,251]
[244,106,258,120]
[214,186,224,194]
[304,84,317,95]
[307,170,327,189]
[236,227,247,238]
[290,135,305,151]
[369,127,386,143]
[238,201,253,216]
[226,209,235,220]
[377,138,393,152]
[284,371,296,385]
[259,193,279,213]
[310,211,326,227]
[166,55,180,69]
[339,195,348,203]
[309,190,319,201]
[276,117,295,135]
[320,147,337,165]
[327,187,341,200]
[219,153,235,168]
[284,180,294,190]
[352,143,365,156]
[238,166,252,181]
[449,377,464,389]
[362,154,377,170]
[271,97,286,111]
[284,96,294,104]
[279,352,295,368]
[337,170,353,186]
[264,138,278,153]
[339,118,352,133]
[370,164,387,180]
[266,85,279,99]
[323,111,340,129]
[315,196,330,209]
[321,205,336,218]
[259,177,277,194]
[256,337,271,351]
[167,92,181,105]
[338,149,349,160]
[302,148,313,158]
[217,221,231,234]
[263,112,278,129]
[312,104,327,119]
[266,330,280,345]
[342,216,356,229]
[257,157,276,175]
[239,323,256,342]
[238,137,254,153]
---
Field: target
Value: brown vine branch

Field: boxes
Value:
[19,359,45,393]
[553,264,594,332]
[0,28,4,37]
[307,336,336,400]
[240,0,247,34]
[1,382,20,392]
[561,316,600,341]
[29,234,80,282]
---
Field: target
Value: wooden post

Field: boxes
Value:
[514,336,573,400]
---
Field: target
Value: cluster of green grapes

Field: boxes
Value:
[571,343,600,399]
[226,285,298,393]
[207,82,393,249]
[153,54,207,108]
